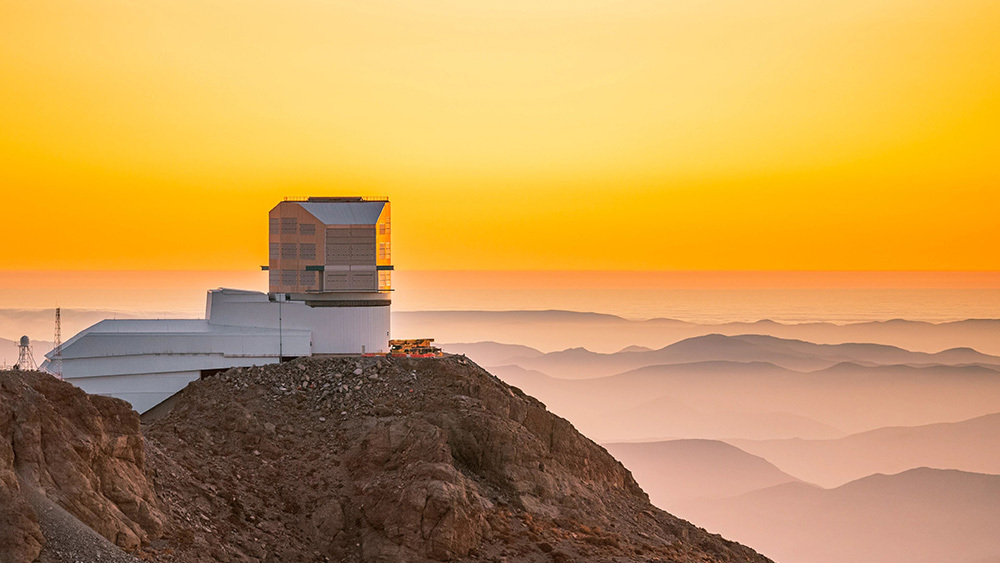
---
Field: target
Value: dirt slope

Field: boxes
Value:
[145,355,772,563]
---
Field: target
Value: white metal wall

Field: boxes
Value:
[207,290,390,354]
[306,305,390,354]
[59,351,286,379]
[49,288,390,415]
[70,371,202,414]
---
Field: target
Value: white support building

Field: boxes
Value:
[42,197,393,414]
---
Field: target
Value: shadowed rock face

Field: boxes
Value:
[0,370,163,563]
[145,355,773,562]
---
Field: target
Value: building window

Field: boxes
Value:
[281,243,297,259]
[378,243,385,259]
[300,243,316,261]
[280,217,298,234]
[269,218,279,235]
[269,243,279,260]
[384,242,390,261]
[385,222,390,235]
[281,270,297,286]
[300,223,316,236]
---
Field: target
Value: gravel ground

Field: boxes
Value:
[25,486,143,563]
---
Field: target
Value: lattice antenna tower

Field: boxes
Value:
[16,336,38,371]
[51,307,63,379]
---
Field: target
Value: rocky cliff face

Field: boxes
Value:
[146,356,771,562]
[0,370,164,563]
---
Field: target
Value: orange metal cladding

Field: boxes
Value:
[268,202,318,293]
[376,203,391,291]
[267,198,391,294]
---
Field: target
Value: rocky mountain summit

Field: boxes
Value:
[145,355,771,562]
[0,370,163,563]
[3,356,772,563]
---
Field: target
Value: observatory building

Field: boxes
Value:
[42,197,393,413]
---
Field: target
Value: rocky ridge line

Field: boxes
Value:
[145,355,772,563]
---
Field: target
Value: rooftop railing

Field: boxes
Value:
[283,196,389,202]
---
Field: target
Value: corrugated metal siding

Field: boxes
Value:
[308,305,390,353]
[59,329,311,361]
[270,200,389,294]
[325,272,348,289]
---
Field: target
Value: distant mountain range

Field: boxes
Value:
[601,433,1000,563]
[482,334,1000,438]
[438,341,544,366]
[599,395,844,441]
[681,468,1000,563]
[481,333,1000,379]
[603,439,802,507]
[731,412,1000,487]
[10,307,1000,359]
[492,361,849,441]
[417,315,1000,563]
[401,310,1000,355]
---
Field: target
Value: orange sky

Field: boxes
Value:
[1,0,998,272]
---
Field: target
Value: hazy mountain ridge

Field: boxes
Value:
[439,342,544,366]
[680,467,1000,563]
[730,412,1000,487]
[9,309,1000,357]
[814,361,1000,377]
[395,310,1000,354]
[414,312,1000,563]
[491,351,1000,437]
[503,333,1000,379]
[597,395,844,441]
[0,309,150,353]
[602,440,803,507]
[616,345,654,353]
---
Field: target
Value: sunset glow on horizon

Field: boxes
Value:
[2,0,998,272]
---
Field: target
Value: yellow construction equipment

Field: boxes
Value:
[388,339,443,358]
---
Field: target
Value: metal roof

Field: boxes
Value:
[297,201,386,225]
[49,319,311,360]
